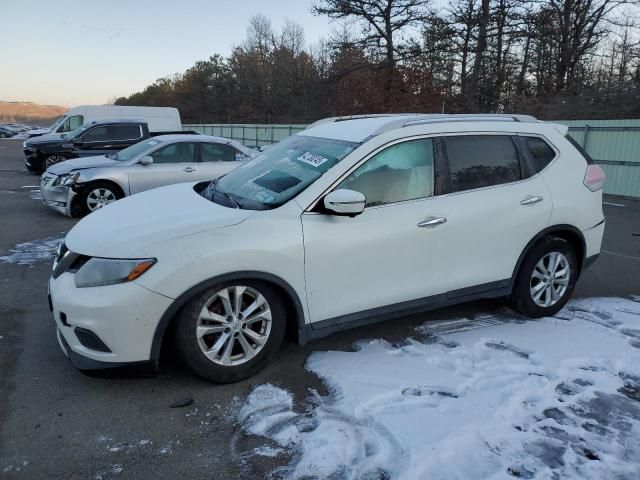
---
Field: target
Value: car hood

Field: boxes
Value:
[47,155,118,175]
[25,132,68,145]
[65,182,253,258]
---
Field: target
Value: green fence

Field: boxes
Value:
[184,123,307,147]
[185,120,640,198]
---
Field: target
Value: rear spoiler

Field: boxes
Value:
[551,123,569,136]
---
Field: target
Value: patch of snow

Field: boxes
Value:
[239,297,640,479]
[253,445,285,458]
[0,234,64,266]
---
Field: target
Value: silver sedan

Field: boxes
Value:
[40,134,256,216]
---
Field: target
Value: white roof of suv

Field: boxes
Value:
[301,114,551,143]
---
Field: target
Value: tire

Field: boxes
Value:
[44,154,68,170]
[509,237,578,317]
[79,181,123,215]
[176,281,286,383]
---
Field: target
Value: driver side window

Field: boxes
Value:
[59,115,84,132]
[338,138,435,207]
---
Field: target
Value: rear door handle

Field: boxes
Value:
[417,216,447,228]
[521,195,543,205]
[183,167,196,173]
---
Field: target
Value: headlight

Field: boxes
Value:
[52,172,79,187]
[74,258,156,288]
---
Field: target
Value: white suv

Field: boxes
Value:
[48,114,606,383]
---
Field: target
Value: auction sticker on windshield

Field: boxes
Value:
[297,152,329,168]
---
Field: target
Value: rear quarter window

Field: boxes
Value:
[523,136,557,173]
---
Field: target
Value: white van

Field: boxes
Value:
[27,106,181,137]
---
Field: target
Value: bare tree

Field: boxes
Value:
[313,0,430,108]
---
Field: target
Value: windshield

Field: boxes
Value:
[48,115,65,132]
[108,139,163,161]
[202,135,358,210]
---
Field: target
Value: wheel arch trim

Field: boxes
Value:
[148,271,306,367]
[510,224,587,290]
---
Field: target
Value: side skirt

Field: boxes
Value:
[297,279,511,345]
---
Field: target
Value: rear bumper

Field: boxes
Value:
[583,219,605,258]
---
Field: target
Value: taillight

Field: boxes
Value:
[584,164,605,192]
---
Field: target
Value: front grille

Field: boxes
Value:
[56,242,68,263]
[67,255,91,273]
[52,245,92,279]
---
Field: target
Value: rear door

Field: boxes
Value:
[127,141,199,193]
[195,142,248,181]
[435,133,552,293]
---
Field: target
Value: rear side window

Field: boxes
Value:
[523,136,556,173]
[109,125,142,141]
[200,143,236,162]
[82,126,109,142]
[444,135,521,193]
[564,134,595,165]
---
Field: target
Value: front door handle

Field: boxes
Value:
[183,167,196,173]
[417,216,447,228]
[521,195,543,206]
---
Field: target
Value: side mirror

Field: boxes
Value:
[323,189,366,217]
[73,138,83,146]
[139,155,153,166]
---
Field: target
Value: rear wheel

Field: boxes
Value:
[509,237,578,317]
[79,181,123,215]
[176,282,286,383]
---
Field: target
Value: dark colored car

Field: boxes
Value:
[23,120,192,173]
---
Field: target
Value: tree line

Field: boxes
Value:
[115,0,640,123]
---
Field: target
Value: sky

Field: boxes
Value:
[0,0,333,107]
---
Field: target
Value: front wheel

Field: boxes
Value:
[176,282,286,383]
[79,181,123,215]
[509,237,578,317]
[44,154,68,170]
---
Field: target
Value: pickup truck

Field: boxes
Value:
[23,119,197,173]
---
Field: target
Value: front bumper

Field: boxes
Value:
[49,272,173,368]
[40,174,76,216]
[24,149,44,171]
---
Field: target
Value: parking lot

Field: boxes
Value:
[1,136,639,479]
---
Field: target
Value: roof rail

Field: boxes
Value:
[306,113,423,129]
[369,113,539,137]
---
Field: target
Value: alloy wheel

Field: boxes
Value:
[196,286,272,366]
[45,155,67,169]
[529,251,570,308]
[86,188,117,211]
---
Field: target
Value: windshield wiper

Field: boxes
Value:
[211,178,240,209]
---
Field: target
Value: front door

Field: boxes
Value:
[301,138,450,323]
[128,141,199,194]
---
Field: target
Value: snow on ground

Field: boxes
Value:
[239,297,640,479]
[0,234,64,266]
